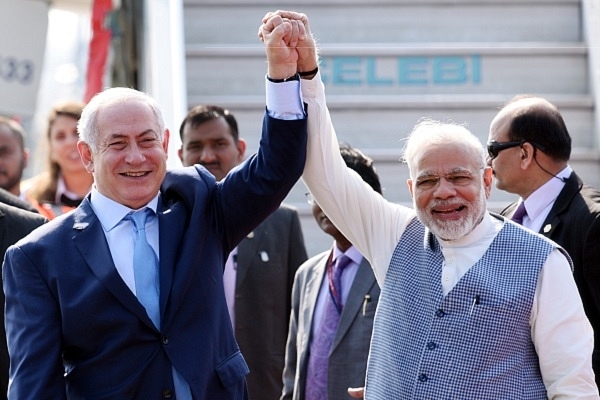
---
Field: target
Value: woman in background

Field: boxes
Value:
[22,100,93,219]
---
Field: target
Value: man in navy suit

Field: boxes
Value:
[179,105,307,400]
[3,19,307,399]
[0,202,46,400]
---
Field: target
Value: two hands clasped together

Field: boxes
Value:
[259,10,365,400]
[258,11,319,81]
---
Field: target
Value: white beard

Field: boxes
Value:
[415,192,486,241]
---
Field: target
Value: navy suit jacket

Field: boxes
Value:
[0,203,46,400]
[0,187,38,213]
[234,204,307,400]
[3,113,306,399]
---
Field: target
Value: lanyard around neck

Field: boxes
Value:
[326,251,344,313]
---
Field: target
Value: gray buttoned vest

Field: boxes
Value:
[365,216,561,399]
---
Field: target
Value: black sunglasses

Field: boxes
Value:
[486,140,524,159]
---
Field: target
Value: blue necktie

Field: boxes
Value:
[305,254,352,400]
[127,209,160,328]
[128,210,193,399]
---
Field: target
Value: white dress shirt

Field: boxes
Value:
[518,165,571,233]
[266,74,598,398]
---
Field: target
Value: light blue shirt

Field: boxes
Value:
[265,76,304,119]
[89,187,159,295]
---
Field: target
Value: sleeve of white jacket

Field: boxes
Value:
[532,249,599,399]
[299,73,415,286]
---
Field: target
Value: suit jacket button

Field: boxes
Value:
[162,335,169,345]
[162,389,173,398]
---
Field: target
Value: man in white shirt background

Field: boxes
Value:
[489,95,600,390]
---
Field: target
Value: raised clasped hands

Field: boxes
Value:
[258,10,318,78]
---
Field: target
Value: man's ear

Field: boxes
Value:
[23,148,29,169]
[407,179,414,198]
[520,142,535,167]
[77,141,94,173]
[483,167,493,199]
[162,129,170,154]
[236,138,247,163]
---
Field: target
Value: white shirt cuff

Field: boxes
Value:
[265,75,305,120]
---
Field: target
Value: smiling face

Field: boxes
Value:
[408,143,492,241]
[178,116,245,180]
[77,99,169,210]
[50,114,86,174]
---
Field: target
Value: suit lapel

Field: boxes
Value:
[501,202,518,220]
[157,196,192,325]
[299,253,329,370]
[236,224,267,288]
[305,253,329,326]
[333,257,375,350]
[0,209,6,255]
[71,201,152,326]
[540,172,581,237]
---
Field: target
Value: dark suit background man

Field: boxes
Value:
[179,105,307,400]
[0,187,37,213]
[282,144,380,400]
[0,203,46,400]
[3,19,308,399]
[0,118,38,214]
[0,117,28,197]
[488,95,600,388]
[0,120,43,395]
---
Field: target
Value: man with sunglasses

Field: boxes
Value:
[488,95,600,389]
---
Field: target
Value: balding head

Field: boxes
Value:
[491,95,571,162]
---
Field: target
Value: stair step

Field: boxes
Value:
[183,0,582,44]
[190,94,595,152]
[186,43,589,97]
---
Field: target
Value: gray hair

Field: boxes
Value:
[402,119,486,178]
[78,87,165,152]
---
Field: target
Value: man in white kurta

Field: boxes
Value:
[259,10,598,399]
